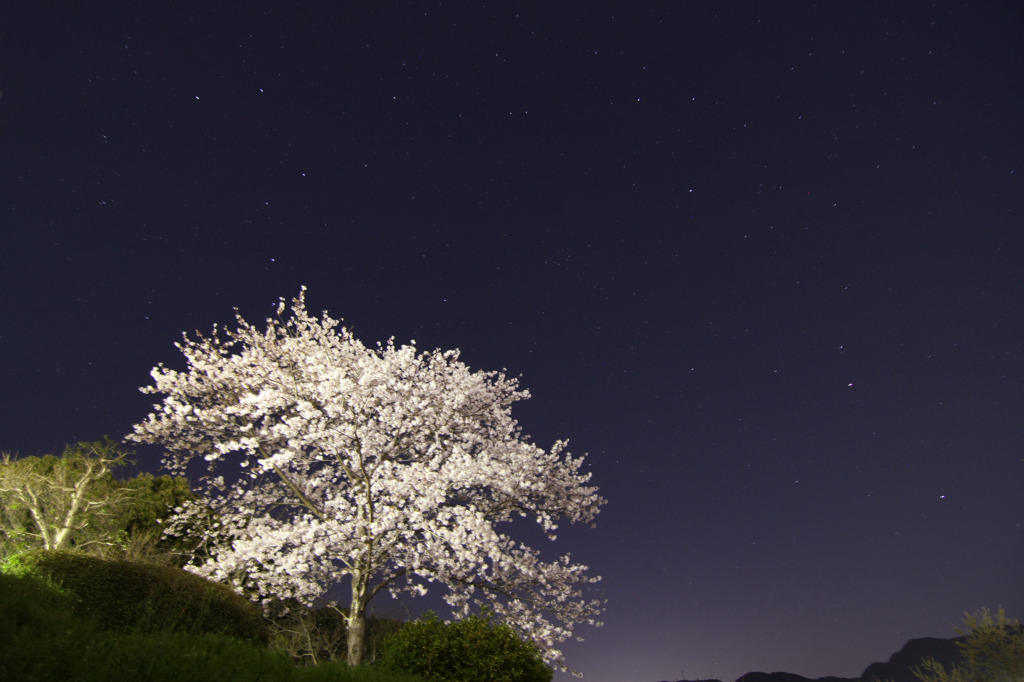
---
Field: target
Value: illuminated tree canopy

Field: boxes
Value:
[129,290,605,669]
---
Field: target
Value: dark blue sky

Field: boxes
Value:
[2,3,1022,679]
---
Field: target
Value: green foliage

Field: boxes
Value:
[105,473,197,565]
[0,483,33,557]
[117,473,193,533]
[378,611,553,682]
[914,607,1024,682]
[8,549,268,645]
[1,439,197,564]
[0,571,425,682]
[0,439,132,555]
[0,569,76,635]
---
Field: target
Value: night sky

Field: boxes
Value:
[2,3,1022,680]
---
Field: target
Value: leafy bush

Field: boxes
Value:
[7,549,267,644]
[378,611,552,682]
[0,570,77,644]
[0,570,425,682]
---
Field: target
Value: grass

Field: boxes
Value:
[0,565,424,682]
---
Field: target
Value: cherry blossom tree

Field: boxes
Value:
[128,289,605,670]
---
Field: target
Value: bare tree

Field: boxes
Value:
[0,439,132,555]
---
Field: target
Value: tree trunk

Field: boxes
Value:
[346,574,369,666]
[53,464,97,550]
[346,610,366,666]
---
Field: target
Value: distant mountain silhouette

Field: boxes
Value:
[859,636,964,682]
[735,673,856,682]
[736,674,857,682]
[658,633,965,682]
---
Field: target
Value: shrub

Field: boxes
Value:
[0,570,77,648]
[378,611,552,682]
[7,549,267,645]
[0,570,427,682]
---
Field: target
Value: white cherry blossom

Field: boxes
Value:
[128,288,605,671]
